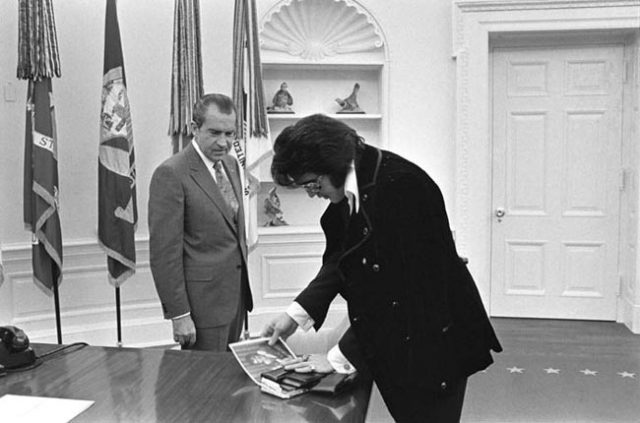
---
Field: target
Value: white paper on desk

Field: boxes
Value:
[0,394,94,423]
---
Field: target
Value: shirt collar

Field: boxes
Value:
[192,139,216,169]
[344,160,359,214]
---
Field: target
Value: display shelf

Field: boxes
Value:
[257,0,388,230]
[263,67,382,116]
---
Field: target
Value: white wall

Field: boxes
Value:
[0,0,458,345]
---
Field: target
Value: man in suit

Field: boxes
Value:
[262,114,502,422]
[149,93,252,351]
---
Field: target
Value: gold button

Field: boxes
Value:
[362,227,369,236]
[372,264,380,272]
[441,382,447,390]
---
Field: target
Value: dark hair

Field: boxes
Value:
[271,114,364,188]
[192,93,236,128]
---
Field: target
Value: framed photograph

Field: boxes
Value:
[229,337,297,385]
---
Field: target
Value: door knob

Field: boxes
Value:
[495,207,505,222]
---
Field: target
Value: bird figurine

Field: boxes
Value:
[267,82,294,113]
[263,186,288,226]
[335,82,364,113]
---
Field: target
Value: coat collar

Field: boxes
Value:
[355,144,382,192]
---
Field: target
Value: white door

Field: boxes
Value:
[490,44,624,320]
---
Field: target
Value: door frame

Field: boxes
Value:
[489,38,626,320]
[452,0,640,331]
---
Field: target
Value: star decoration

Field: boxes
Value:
[507,366,524,374]
[580,369,598,376]
[617,371,636,378]
[544,368,560,374]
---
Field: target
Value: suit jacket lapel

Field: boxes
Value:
[186,145,238,234]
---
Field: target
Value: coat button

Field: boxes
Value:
[362,257,367,265]
[441,382,447,390]
[352,316,360,323]
[362,194,368,202]
[404,335,411,342]
[391,300,399,308]
[362,227,369,236]
[372,264,380,272]
[442,325,450,333]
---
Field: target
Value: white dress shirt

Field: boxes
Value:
[286,161,359,374]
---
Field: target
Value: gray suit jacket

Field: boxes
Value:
[148,143,252,328]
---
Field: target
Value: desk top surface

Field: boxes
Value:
[1,344,372,423]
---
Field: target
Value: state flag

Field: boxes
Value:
[23,78,63,292]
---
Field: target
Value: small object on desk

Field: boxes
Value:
[260,377,309,399]
[311,372,358,395]
[261,366,290,383]
[280,371,325,389]
[228,337,298,385]
[267,82,294,113]
[335,82,364,114]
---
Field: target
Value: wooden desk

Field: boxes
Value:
[1,344,372,422]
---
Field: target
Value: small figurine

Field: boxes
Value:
[335,82,364,114]
[267,82,294,113]
[264,186,288,226]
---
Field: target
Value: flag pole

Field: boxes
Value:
[53,277,62,344]
[115,287,122,347]
[100,0,137,348]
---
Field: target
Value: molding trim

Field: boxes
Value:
[620,294,640,334]
[455,0,640,12]
[260,0,386,61]
[0,238,167,346]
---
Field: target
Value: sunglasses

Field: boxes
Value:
[295,175,322,195]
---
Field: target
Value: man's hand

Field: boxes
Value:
[261,313,298,346]
[282,354,334,374]
[172,315,196,347]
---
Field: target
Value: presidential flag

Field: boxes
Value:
[23,78,63,292]
[232,0,271,249]
[98,0,137,286]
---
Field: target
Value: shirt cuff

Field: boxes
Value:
[286,302,315,331]
[327,344,356,374]
[171,312,190,320]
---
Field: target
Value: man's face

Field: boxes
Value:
[295,173,345,204]
[192,105,236,162]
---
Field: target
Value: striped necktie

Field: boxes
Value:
[214,161,239,218]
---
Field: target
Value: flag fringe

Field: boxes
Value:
[17,0,61,80]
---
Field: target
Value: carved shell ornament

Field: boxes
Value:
[260,0,384,61]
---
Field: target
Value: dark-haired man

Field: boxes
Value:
[149,93,252,351]
[262,114,501,422]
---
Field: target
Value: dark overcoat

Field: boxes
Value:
[295,144,502,399]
